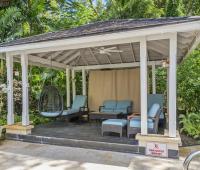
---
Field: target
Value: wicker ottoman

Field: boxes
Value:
[102,119,127,137]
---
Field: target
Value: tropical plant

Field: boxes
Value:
[15,0,53,36]
[182,0,200,15]
[155,67,167,95]
[166,0,185,17]
[0,84,7,114]
[107,0,164,19]
[179,112,200,139]
[13,79,22,115]
[0,7,22,42]
[177,49,200,112]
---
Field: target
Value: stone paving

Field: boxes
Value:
[0,140,199,170]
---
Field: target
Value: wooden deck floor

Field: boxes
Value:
[32,120,138,145]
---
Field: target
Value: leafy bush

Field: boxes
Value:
[179,112,200,139]
[29,110,52,125]
[0,113,22,126]
[177,49,200,112]
[0,109,52,126]
[0,83,7,114]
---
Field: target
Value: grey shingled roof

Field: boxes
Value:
[1,16,200,47]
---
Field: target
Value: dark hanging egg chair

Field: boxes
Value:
[38,85,63,117]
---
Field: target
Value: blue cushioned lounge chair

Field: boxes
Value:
[115,100,133,115]
[99,100,133,116]
[99,100,117,113]
[127,103,161,138]
[62,95,88,119]
[148,94,164,120]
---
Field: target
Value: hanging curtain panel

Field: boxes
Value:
[88,68,140,112]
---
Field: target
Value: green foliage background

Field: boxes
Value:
[0,0,200,138]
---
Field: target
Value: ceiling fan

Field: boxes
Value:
[93,47,123,56]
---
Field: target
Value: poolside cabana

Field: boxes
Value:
[0,16,200,158]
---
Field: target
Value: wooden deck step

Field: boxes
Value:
[6,133,143,154]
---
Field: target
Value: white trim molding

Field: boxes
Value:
[21,53,29,126]
[6,53,14,125]
[72,69,76,100]
[82,69,86,96]
[168,33,177,138]
[66,67,71,107]
[152,64,156,94]
[73,61,162,71]
[140,37,148,135]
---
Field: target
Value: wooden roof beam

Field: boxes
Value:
[28,54,66,69]
[89,48,100,64]
[47,50,64,60]
[56,50,76,62]
[116,45,123,63]
[63,51,80,64]
[130,43,136,62]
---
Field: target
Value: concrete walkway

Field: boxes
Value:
[0,140,198,170]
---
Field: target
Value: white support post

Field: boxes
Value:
[169,33,177,138]
[140,37,148,135]
[152,64,156,94]
[21,53,29,126]
[66,67,71,107]
[82,69,86,96]
[6,53,14,125]
[167,67,169,129]
[72,69,76,100]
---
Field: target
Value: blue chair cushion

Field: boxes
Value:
[103,100,117,109]
[148,103,160,118]
[62,109,79,116]
[41,111,61,117]
[148,94,164,119]
[102,119,127,127]
[101,108,114,113]
[129,118,154,129]
[114,108,128,114]
[72,95,87,109]
[115,100,132,114]
[116,100,132,109]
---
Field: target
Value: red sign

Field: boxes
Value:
[146,142,167,157]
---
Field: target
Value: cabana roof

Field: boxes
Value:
[1,16,200,47]
[0,16,200,69]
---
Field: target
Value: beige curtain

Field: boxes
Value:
[88,68,140,112]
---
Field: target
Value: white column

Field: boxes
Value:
[82,69,86,96]
[152,63,156,94]
[167,67,169,129]
[140,37,148,135]
[66,67,71,107]
[72,69,76,100]
[6,53,14,125]
[169,33,177,138]
[21,53,29,126]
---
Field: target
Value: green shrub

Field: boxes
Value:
[30,113,52,125]
[0,114,6,126]
[0,110,52,126]
[177,49,200,112]
[179,112,200,139]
